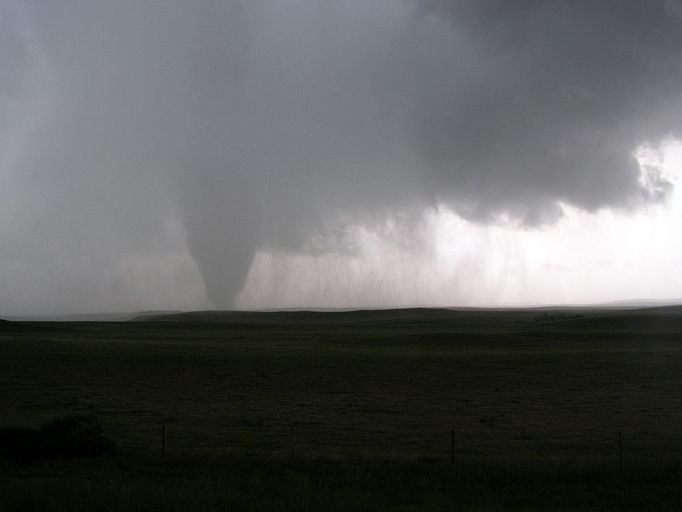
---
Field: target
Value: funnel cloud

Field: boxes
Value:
[1,0,681,312]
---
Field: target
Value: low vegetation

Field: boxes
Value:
[1,307,681,510]
[0,414,116,462]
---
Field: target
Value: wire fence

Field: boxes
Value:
[126,421,682,468]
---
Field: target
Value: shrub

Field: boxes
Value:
[0,426,44,461]
[0,415,116,462]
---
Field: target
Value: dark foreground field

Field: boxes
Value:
[1,307,682,510]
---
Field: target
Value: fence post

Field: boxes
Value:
[162,424,167,457]
[618,430,623,471]
[451,430,455,466]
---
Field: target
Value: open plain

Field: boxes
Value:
[1,307,682,510]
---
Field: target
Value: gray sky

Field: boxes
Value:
[1,0,681,314]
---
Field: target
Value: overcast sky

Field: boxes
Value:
[1,0,681,315]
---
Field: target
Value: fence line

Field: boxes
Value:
[149,422,682,468]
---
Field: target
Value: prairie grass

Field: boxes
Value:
[1,307,681,509]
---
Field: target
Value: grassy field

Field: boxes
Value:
[1,307,682,510]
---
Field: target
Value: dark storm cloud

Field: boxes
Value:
[414,0,682,222]
[1,0,681,311]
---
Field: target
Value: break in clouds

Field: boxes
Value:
[0,0,681,314]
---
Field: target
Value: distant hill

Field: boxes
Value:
[130,308,464,325]
[596,299,682,308]
[630,305,682,315]
[7,303,681,327]
[130,305,682,330]
[6,311,181,322]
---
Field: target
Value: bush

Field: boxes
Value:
[0,426,44,461]
[0,415,116,462]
